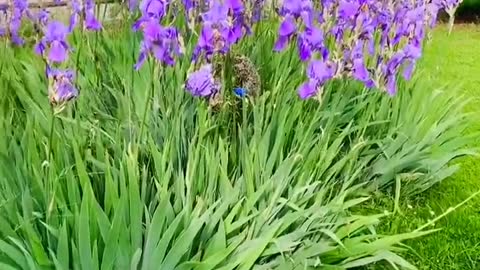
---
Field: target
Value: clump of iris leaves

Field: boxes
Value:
[0,17,475,270]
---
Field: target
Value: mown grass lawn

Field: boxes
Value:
[378,24,480,269]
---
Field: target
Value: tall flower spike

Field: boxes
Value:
[35,21,71,63]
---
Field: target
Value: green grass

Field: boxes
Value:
[378,24,480,269]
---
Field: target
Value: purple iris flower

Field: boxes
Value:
[279,0,302,16]
[441,0,462,11]
[279,0,313,26]
[185,64,220,97]
[135,21,183,70]
[85,0,102,31]
[252,0,265,22]
[351,40,374,88]
[191,0,250,61]
[338,0,360,19]
[0,5,7,36]
[298,59,335,99]
[274,0,313,52]
[385,74,397,96]
[133,0,169,31]
[401,43,421,80]
[192,0,230,60]
[36,10,50,26]
[69,0,82,32]
[297,26,325,61]
[426,2,441,27]
[182,0,194,11]
[47,67,78,105]
[182,0,198,14]
[13,0,28,12]
[227,0,251,42]
[35,21,70,63]
[9,0,29,45]
[129,0,139,11]
[380,43,421,95]
[273,16,297,51]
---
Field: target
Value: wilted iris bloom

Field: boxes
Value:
[35,21,70,63]
[47,67,78,106]
[135,21,183,69]
[185,64,220,97]
[298,59,335,99]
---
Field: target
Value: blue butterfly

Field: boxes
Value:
[233,87,248,98]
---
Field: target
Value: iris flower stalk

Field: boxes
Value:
[44,66,78,223]
[138,59,160,143]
